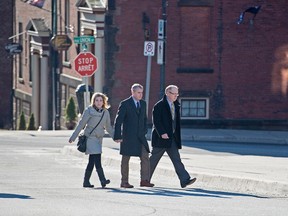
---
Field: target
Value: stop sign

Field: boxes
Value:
[74,52,98,76]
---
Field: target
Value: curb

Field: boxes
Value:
[4,130,287,145]
[62,145,288,197]
[183,135,288,145]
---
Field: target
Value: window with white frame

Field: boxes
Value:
[180,98,209,119]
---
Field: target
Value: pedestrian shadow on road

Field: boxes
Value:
[0,193,33,199]
[107,187,267,199]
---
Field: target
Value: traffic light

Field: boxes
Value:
[28,0,46,8]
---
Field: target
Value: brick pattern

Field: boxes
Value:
[106,0,288,128]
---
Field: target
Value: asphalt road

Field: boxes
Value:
[0,131,287,216]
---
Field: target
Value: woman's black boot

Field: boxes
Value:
[97,168,110,188]
[83,170,94,188]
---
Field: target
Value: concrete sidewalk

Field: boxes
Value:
[26,127,288,145]
[179,128,288,145]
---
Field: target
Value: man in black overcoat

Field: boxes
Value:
[150,85,197,188]
[114,83,154,188]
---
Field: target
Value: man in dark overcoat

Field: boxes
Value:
[114,83,154,188]
[150,85,197,188]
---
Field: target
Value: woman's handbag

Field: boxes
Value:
[77,134,87,153]
[76,111,105,153]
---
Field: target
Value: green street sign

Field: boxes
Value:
[73,36,95,44]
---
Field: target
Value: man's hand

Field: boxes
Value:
[161,133,169,139]
[114,139,123,143]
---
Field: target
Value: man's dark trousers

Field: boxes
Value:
[150,138,190,183]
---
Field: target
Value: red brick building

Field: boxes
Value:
[106,0,288,129]
[12,0,81,130]
[11,0,288,130]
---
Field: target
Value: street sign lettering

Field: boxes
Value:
[158,19,164,39]
[157,40,164,64]
[77,63,95,72]
[74,36,95,44]
[74,52,98,77]
[77,57,95,65]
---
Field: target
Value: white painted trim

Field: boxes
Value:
[179,97,210,120]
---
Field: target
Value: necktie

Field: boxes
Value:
[136,101,140,113]
[171,103,175,120]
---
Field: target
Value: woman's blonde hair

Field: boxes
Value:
[90,92,110,109]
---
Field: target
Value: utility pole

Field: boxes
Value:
[51,0,60,130]
[159,0,167,98]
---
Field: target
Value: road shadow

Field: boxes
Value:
[0,193,33,199]
[183,141,288,157]
[107,187,267,199]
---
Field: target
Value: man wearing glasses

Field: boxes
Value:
[149,85,197,188]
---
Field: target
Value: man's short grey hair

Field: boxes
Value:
[165,85,178,93]
[131,83,143,92]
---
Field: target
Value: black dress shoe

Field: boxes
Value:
[83,183,94,188]
[181,177,197,188]
[101,179,110,188]
[120,182,134,188]
[140,180,155,187]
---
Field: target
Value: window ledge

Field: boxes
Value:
[63,61,72,68]
[177,67,214,73]
[178,0,214,7]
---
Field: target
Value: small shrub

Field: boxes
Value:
[27,113,36,130]
[65,97,77,122]
[18,111,26,130]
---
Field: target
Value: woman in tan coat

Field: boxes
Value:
[69,92,114,188]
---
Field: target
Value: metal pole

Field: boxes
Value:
[51,0,55,130]
[159,0,167,99]
[81,44,90,109]
[51,0,58,130]
[84,76,90,108]
[145,55,152,116]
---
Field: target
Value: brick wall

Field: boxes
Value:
[107,0,288,128]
